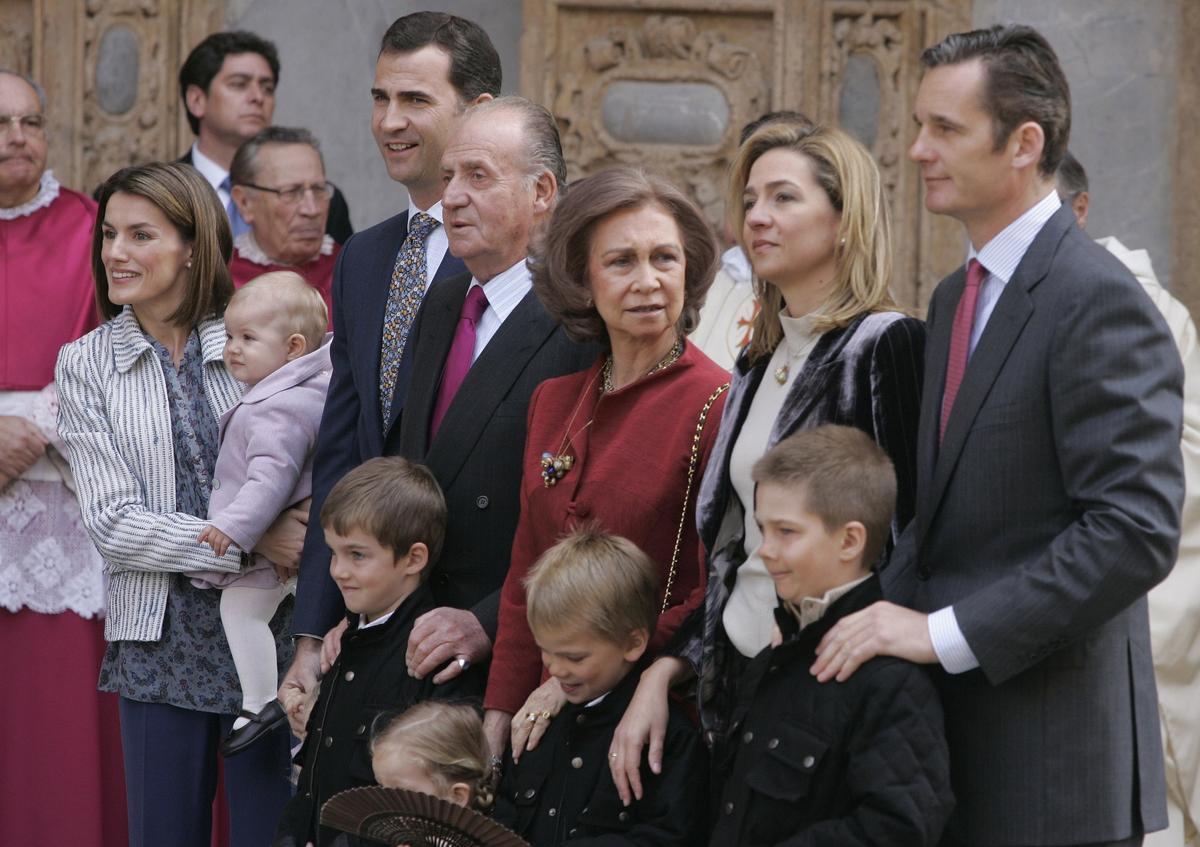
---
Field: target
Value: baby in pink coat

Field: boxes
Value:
[196,271,331,756]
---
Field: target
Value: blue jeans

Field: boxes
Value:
[119,697,292,847]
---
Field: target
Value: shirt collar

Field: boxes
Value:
[407,198,444,229]
[0,170,59,220]
[969,188,1062,283]
[234,231,334,266]
[189,142,228,191]
[470,257,531,324]
[784,573,873,631]
[111,306,227,373]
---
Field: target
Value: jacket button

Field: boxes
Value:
[576,714,586,724]
[724,802,734,815]
[212,478,220,490]
[742,731,754,744]
[324,737,333,748]
[344,670,355,681]
[802,755,815,768]
[438,573,450,586]
[548,808,557,817]
[918,565,931,581]
[569,829,578,836]
[767,738,779,750]
[356,725,366,735]
[476,495,489,509]
[618,811,629,823]
[571,756,583,769]
[524,788,536,799]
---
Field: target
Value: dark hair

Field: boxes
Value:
[739,110,814,145]
[752,425,897,569]
[179,31,280,135]
[1055,149,1088,201]
[230,125,324,187]
[921,24,1070,177]
[379,11,501,102]
[464,97,566,191]
[532,167,717,347]
[93,162,232,325]
[321,457,447,570]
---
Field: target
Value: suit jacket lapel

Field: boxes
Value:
[424,289,556,488]
[921,206,1072,540]
[770,320,857,442]
[403,274,470,460]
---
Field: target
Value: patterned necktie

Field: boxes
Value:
[219,176,250,238]
[379,211,439,425]
[429,285,489,441]
[939,258,986,442]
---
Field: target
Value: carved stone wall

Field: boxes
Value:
[0,0,224,193]
[522,0,972,311]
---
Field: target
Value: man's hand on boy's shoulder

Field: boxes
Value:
[405,606,492,683]
[811,601,935,683]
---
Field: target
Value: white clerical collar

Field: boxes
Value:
[0,170,59,220]
[234,231,334,266]
[469,258,531,323]
[968,188,1062,284]
[407,198,444,229]
[785,573,872,631]
[359,608,396,630]
[190,142,228,193]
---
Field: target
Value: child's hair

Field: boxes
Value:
[752,424,896,568]
[370,702,498,812]
[525,528,658,645]
[320,457,447,571]
[232,270,327,352]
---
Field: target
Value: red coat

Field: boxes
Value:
[484,341,729,714]
[229,244,340,329]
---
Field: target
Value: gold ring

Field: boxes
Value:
[609,751,618,759]
[539,710,552,721]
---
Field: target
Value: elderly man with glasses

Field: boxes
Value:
[229,126,340,324]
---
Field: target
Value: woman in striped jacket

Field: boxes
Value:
[55,162,298,847]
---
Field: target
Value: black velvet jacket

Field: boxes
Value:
[493,664,708,846]
[274,584,485,847]
[709,575,954,847]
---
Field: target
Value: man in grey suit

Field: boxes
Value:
[811,25,1184,847]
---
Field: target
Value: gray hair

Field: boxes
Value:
[230,126,325,187]
[464,96,567,194]
[1055,149,1088,202]
[0,69,47,111]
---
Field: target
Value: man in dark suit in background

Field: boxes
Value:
[178,30,353,242]
[811,25,1184,847]
[398,96,593,685]
[278,13,502,725]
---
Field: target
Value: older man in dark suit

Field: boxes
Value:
[812,25,1184,847]
[398,96,593,684]
[276,12,502,730]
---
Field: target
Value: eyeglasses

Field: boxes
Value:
[0,114,46,138]
[238,181,336,204]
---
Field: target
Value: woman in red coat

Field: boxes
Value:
[482,168,730,756]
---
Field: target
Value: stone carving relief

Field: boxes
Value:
[546,11,769,231]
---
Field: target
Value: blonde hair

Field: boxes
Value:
[727,123,898,364]
[370,702,497,812]
[525,528,658,645]
[231,270,327,352]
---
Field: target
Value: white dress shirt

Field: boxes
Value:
[189,143,230,209]
[468,258,532,364]
[407,198,449,286]
[928,188,1062,674]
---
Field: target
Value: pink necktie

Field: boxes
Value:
[939,258,986,442]
[430,284,489,440]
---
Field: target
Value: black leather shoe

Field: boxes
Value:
[220,700,287,757]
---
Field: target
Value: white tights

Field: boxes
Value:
[220,582,293,728]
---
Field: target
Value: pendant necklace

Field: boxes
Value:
[773,333,818,385]
[601,338,684,393]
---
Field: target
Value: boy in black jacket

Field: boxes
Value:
[493,530,707,845]
[709,425,953,846]
[274,457,484,847]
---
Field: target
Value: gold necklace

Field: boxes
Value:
[773,334,819,384]
[539,368,603,488]
[601,339,684,393]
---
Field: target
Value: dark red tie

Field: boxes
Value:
[939,258,986,442]
[430,285,489,440]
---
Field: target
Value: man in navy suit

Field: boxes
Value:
[279,12,501,725]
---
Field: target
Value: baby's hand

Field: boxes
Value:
[198,525,234,557]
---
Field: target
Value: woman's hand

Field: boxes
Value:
[254,499,310,569]
[510,677,568,761]
[609,656,687,805]
[321,618,350,674]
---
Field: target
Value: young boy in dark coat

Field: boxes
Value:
[273,457,484,847]
[492,530,707,846]
[709,425,953,847]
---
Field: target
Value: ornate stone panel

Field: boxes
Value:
[522,0,973,311]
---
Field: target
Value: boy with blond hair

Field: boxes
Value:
[274,456,484,847]
[493,529,707,845]
[709,425,953,846]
